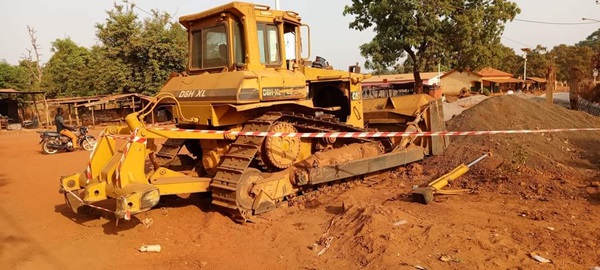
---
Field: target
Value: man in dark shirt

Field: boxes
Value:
[55,107,78,149]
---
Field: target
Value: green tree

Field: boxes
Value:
[344,0,520,93]
[95,3,187,95]
[86,46,130,96]
[137,11,187,95]
[42,38,94,98]
[490,44,521,76]
[577,28,600,49]
[552,44,595,81]
[0,60,29,90]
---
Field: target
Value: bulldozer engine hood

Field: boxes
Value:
[160,69,307,104]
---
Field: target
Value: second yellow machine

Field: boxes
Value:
[60,2,449,221]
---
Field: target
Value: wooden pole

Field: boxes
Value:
[42,94,50,128]
[91,106,95,127]
[68,103,73,125]
[131,97,136,112]
[75,103,80,126]
[88,100,95,127]
[31,93,41,124]
[568,68,580,110]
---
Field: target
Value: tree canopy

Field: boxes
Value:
[3,3,188,98]
[42,38,94,97]
[344,0,520,93]
[0,60,29,90]
[94,4,187,95]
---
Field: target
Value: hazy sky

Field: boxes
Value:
[1,0,599,71]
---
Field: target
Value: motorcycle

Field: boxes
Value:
[37,126,97,154]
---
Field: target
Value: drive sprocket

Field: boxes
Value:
[262,122,301,170]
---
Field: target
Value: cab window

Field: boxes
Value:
[257,24,280,65]
[190,25,228,69]
[191,30,202,68]
[233,21,245,64]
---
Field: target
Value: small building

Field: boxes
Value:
[478,67,524,93]
[362,72,444,99]
[46,93,172,127]
[440,67,524,95]
[439,70,482,94]
[0,89,47,129]
[526,77,547,90]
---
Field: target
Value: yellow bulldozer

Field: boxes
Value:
[59,1,449,221]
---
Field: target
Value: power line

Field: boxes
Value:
[513,18,600,25]
[501,36,533,48]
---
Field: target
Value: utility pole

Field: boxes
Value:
[275,0,280,9]
[521,48,531,91]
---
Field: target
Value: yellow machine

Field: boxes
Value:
[411,153,491,204]
[59,1,449,221]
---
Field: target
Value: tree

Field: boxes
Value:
[21,26,44,90]
[0,60,29,90]
[94,3,187,95]
[577,28,600,49]
[552,44,595,82]
[136,11,187,95]
[487,44,521,76]
[344,0,520,93]
[42,38,94,98]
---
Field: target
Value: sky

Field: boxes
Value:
[1,0,599,71]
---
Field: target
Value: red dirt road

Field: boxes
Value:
[0,127,599,270]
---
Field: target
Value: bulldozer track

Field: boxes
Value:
[210,113,281,220]
[209,111,393,221]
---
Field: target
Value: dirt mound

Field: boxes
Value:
[427,95,600,200]
[324,201,412,267]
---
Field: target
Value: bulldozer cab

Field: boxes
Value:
[179,2,305,74]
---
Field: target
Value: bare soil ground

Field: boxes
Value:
[1,95,599,270]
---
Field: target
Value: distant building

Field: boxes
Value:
[440,67,524,94]
[439,70,482,94]
[526,77,547,90]
[478,67,523,93]
[362,72,444,98]
[362,72,443,88]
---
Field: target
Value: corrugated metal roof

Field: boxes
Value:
[483,77,524,83]
[527,77,547,83]
[477,67,513,77]
[363,72,443,85]
[440,69,482,78]
[75,93,153,107]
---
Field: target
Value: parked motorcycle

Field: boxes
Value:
[37,126,97,154]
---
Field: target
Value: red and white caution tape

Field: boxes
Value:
[102,134,132,140]
[115,128,147,182]
[62,184,115,214]
[146,127,600,138]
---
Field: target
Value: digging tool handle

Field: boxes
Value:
[467,153,491,168]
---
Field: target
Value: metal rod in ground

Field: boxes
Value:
[467,152,491,168]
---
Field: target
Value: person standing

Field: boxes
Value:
[55,107,78,150]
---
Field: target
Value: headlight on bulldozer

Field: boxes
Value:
[140,189,160,209]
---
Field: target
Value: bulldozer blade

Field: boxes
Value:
[411,187,435,205]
